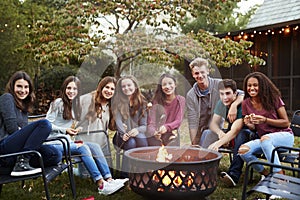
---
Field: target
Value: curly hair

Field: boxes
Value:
[112,75,146,120]
[243,72,281,111]
[5,71,35,112]
[60,76,82,120]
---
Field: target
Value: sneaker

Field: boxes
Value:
[109,178,129,185]
[98,180,124,195]
[220,172,237,187]
[11,155,41,176]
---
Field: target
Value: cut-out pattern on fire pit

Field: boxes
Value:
[125,146,222,199]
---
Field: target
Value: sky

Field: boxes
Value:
[238,0,264,14]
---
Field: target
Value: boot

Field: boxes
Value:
[11,155,41,176]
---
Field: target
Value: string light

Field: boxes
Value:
[221,24,299,41]
[285,28,290,33]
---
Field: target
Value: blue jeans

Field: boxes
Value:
[31,144,63,167]
[0,119,51,155]
[200,128,252,183]
[113,132,148,177]
[53,141,112,182]
[228,129,252,183]
[240,131,294,173]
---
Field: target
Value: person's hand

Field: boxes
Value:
[208,141,221,151]
[66,128,79,136]
[227,105,237,123]
[122,133,130,141]
[244,114,256,130]
[158,125,167,134]
[128,128,139,137]
[76,126,82,132]
[250,114,266,124]
[154,131,162,141]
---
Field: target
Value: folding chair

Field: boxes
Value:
[242,146,300,200]
[0,137,76,200]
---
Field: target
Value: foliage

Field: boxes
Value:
[0,0,30,92]
[93,0,242,35]
[181,0,259,34]
[19,0,265,79]
[1,0,266,113]
[194,30,265,67]
[96,28,265,78]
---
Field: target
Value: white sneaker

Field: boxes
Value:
[110,178,129,185]
[98,180,124,195]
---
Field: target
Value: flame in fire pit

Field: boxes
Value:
[125,146,222,199]
[156,145,173,162]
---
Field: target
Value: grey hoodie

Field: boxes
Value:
[185,77,222,131]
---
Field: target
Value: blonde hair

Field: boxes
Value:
[189,57,209,70]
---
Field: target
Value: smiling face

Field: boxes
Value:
[121,78,136,97]
[65,81,78,100]
[192,65,209,89]
[247,77,259,98]
[219,87,237,107]
[14,79,30,100]
[102,82,115,100]
[161,77,176,96]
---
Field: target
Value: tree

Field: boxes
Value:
[0,0,30,92]
[181,1,259,34]
[20,0,264,78]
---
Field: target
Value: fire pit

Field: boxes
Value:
[124,146,222,199]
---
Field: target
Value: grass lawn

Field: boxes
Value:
[1,119,296,199]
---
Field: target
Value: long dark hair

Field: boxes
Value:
[112,75,146,120]
[5,71,35,112]
[152,73,177,106]
[85,76,117,129]
[243,72,281,111]
[60,76,82,120]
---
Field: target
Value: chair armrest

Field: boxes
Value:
[45,137,72,165]
[28,114,47,120]
[242,146,300,200]
[271,146,300,164]
[0,150,41,160]
[77,130,108,136]
[0,150,45,173]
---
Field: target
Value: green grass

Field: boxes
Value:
[0,154,272,200]
[1,119,296,199]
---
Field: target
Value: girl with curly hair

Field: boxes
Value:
[239,72,294,177]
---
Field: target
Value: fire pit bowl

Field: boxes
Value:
[124,146,222,199]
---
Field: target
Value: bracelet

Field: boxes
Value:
[264,117,267,123]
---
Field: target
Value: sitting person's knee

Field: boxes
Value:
[260,135,270,142]
[238,144,250,154]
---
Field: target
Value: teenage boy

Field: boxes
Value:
[186,57,244,145]
[205,79,251,187]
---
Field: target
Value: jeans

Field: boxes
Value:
[240,131,294,173]
[0,119,51,161]
[228,129,252,183]
[113,132,148,177]
[30,144,63,167]
[53,141,112,182]
[200,128,252,183]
